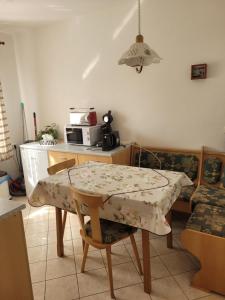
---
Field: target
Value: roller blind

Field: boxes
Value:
[0,81,13,161]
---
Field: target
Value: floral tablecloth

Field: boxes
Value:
[30,162,193,235]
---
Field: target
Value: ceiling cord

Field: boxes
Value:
[138,0,141,35]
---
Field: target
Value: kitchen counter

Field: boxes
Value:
[20,142,129,157]
[0,199,25,220]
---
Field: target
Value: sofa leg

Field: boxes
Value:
[181,229,225,296]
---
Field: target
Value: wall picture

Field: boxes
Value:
[191,64,207,80]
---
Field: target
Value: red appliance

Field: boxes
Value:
[69,108,97,126]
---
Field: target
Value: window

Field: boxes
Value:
[0,81,13,161]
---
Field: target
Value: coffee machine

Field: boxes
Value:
[101,111,120,151]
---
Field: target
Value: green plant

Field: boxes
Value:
[37,123,58,141]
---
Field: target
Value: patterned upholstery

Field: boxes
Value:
[186,203,225,238]
[179,185,196,202]
[134,151,198,180]
[221,167,225,188]
[84,219,137,244]
[191,185,225,208]
[203,157,222,184]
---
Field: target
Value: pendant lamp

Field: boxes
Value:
[118,0,161,73]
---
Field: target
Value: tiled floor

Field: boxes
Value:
[15,197,225,300]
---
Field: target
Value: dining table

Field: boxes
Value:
[30,161,193,294]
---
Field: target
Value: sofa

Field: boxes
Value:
[182,146,225,296]
[131,145,201,213]
[132,144,225,295]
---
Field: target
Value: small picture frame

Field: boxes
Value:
[191,64,207,80]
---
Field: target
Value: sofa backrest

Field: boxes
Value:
[199,147,225,187]
[132,145,201,182]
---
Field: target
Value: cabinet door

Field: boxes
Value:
[21,148,49,197]
[77,154,112,165]
[48,151,77,166]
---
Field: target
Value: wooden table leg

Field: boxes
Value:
[142,229,151,294]
[55,207,64,257]
[166,210,173,249]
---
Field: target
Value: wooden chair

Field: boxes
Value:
[70,186,143,299]
[47,158,76,257]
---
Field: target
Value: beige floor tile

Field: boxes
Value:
[131,256,169,280]
[26,231,48,247]
[174,271,209,299]
[75,250,105,273]
[32,281,45,300]
[47,240,74,260]
[28,208,49,223]
[45,275,79,300]
[71,226,82,239]
[125,240,157,259]
[160,252,196,275]
[48,219,71,231]
[150,237,180,256]
[28,245,47,263]
[115,283,151,300]
[80,283,151,300]
[151,276,187,300]
[26,222,49,235]
[46,256,76,280]
[151,256,170,280]
[48,228,72,243]
[30,261,46,283]
[112,262,142,289]
[101,244,131,266]
[73,238,96,254]
[77,268,109,297]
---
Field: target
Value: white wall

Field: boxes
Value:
[15,0,225,151]
[0,32,23,177]
[13,29,40,141]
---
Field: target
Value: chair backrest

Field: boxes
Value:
[198,146,225,187]
[47,158,76,175]
[70,186,104,243]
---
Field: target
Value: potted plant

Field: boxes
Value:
[37,123,58,145]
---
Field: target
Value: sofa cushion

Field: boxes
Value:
[85,219,137,244]
[221,167,225,188]
[203,157,222,184]
[186,203,225,238]
[191,185,225,208]
[179,185,196,202]
[135,151,198,180]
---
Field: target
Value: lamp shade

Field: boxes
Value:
[118,40,161,68]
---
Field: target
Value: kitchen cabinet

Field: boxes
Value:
[48,151,77,166]
[20,147,49,197]
[0,202,33,300]
[48,147,131,166]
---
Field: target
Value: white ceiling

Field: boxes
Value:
[0,0,132,25]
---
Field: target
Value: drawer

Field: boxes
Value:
[77,154,112,165]
[48,151,77,166]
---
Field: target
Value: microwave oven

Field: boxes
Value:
[64,125,101,146]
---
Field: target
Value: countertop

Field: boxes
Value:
[0,199,25,220]
[20,142,130,157]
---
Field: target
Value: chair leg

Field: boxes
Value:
[130,234,143,275]
[166,210,173,248]
[81,214,85,251]
[81,242,89,273]
[62,211,67,236]
[106,246,115,299]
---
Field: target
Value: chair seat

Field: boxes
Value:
[191,185,225,208]
[85,219,137,244]
[179,185,196,202]
[186,203,225,238]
